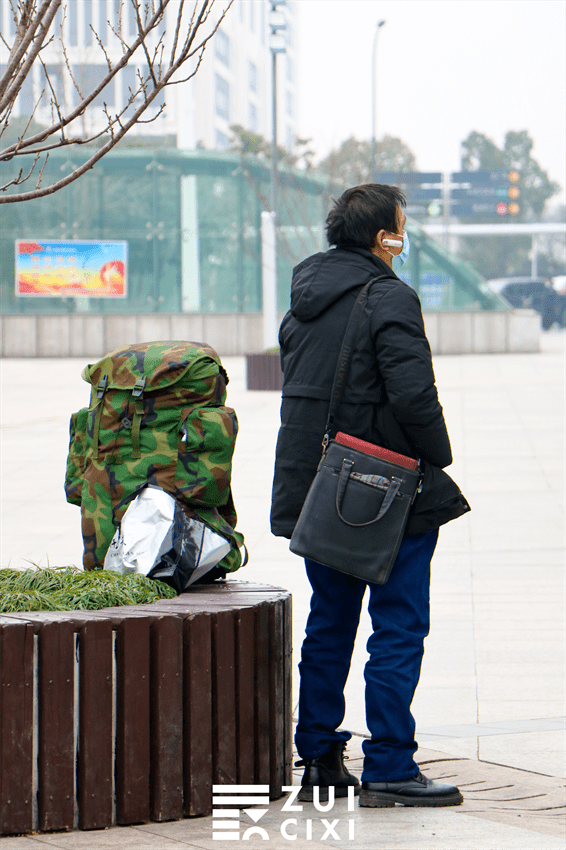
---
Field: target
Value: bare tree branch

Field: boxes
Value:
[1,0,48,97]
[0,0,234,201]
[1,0,173,154]
[0,150,41,191]
[133,0,163,87]
[0,0,62,109]
[170,0,186,66]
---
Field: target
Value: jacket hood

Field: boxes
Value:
[290,247,394,321]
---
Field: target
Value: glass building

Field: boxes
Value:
[1,149,507,317]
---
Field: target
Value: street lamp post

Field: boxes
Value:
[269,0,287,219]
[262,0,287,350]
[371,19,386,182]
[270,46,279,217]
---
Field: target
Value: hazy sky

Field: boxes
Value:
[296,0,566,205]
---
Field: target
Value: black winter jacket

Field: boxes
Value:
[270,246,470,538]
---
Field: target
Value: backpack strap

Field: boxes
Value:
[92,375,109,460]
[131,377,147,459]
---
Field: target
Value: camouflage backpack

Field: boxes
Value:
[65,340,245,573]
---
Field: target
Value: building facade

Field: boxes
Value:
[0,0,298,152]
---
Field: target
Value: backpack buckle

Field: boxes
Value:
[96,375,109,399]
[132,377,147,398]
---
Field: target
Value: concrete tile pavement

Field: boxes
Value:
[0,331,564,849]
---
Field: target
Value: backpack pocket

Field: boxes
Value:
[65,407,89,505]
[176,406,238,507]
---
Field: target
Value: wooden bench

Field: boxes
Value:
[0,581,292,837]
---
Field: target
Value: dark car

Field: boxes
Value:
[486,276,566,329]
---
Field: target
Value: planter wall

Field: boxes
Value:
[0,310,540,358]
[0,582,292,837]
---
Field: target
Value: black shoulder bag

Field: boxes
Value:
[289,281,422,585]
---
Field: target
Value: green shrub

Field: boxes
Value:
[0,566,177,613]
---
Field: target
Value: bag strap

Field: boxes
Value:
[322,279,374,450]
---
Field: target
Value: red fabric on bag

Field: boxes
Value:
[335,432,419,471]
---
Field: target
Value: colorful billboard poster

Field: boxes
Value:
[15,240,128,298]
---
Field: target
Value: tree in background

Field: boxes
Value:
[0,0,232,203]
[225,125,324,277]
[225,128,417,270]
[229,124,315,171]
[317,135,416,189]
[229,125,271,159]
[458,130,561,279]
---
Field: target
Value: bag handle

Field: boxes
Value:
[335,458,402,527]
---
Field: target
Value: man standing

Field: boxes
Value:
[270,184,470,808]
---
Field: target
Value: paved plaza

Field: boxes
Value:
[0,331,564,849]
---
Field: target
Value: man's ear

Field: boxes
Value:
[374,229,386,250]
[371,230,393,265]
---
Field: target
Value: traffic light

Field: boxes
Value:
[506,170,521,215]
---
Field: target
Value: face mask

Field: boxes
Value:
[384,231,411,271]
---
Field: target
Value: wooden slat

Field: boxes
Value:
[150,616,184,822]
[37,620,75,832]
[254,602,271,786]
[212,610,237,786]
[0,620,34,836]
[236,607,255,785]
[269,601,285,797]
[283,594,293,787]
[78,618,113,830]
[188,581,288,594]
[183,613,212,816]
[115,617,151,825]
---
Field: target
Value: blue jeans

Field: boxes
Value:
[295,530,438,782]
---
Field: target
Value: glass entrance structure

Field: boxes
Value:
[1,149,507,316]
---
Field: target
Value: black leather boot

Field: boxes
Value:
[359,771,463,807]
[296,741,360,802]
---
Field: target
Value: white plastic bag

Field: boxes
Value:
[104,486,230,591]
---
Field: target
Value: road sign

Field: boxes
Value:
[451,201,520,217]
[450,170,521,217]
[378,171,442,184]
[451,170,510,185]
[402,187,444,201]
[377,172,443,214]
[451,186,521,200]
[452,187,498,199]
[377,171,523,218]
[406,203,435,216]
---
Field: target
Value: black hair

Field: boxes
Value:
[325,184,406,249]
